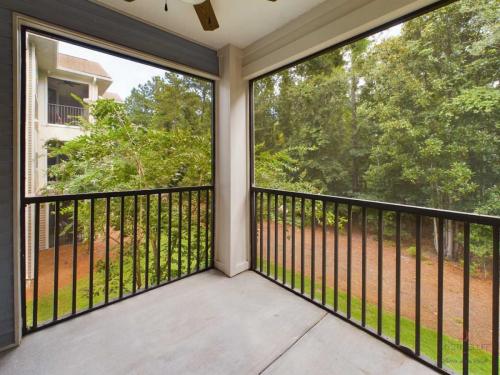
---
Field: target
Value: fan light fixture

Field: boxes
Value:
[123,0,277,31]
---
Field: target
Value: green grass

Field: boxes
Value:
[26,277,92,328]
[258,261,492,375]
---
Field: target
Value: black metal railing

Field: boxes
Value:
[48,103,87,125]
[251,186,499,375]
[22,185,214,333]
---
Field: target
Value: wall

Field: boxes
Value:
[0,0,218,351]
[0,6,14,350]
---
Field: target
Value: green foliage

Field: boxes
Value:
[255,144,317,193]
[44,72,214,294]
[253,0,499,263]
[48,98,211,195]
[406,246,417,257]
[469,225,495,276]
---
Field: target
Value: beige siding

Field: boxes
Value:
[39,205,48,250]
[25,43,34,280]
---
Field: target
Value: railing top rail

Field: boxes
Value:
[24,185,214,204]
[252,186,500,226]
[48,103,86,111]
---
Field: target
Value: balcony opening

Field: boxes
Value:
[47,78,88,125]
[250,0,499,374]
[21,27,215,335]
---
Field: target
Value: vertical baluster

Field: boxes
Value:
[301,198,305,294]
[132,195,138,293]
[205,189,210,269]
[377,209,383,335]
[283,195,287,285]
[156,194,161,285]
[21,202,26,331]
[89,199,95,308]
[463,222,470,375]
[53,201,60,321]
[267,193,271,276]
[395,211,401,344]
[291,196,296,290]
[251,189,256,271]
[120,197,125,297]
[492,225,499,375]
[347,204,352,318]
[415,215,422,355]
[274,194,278,280]
[361,206,367,326]
[33,203,40,328]
[334,202,339,311]
[168,192,173,281]
[145,194,150,288]
[260,192,264,273]
[311,199,316,300]
[71,200,78,314]
[178,192,183,278]
[210,189,215,268]
[322,201,327,305]
[105,197,110,303]
[197,190,201,272]
[437,217,444,368]
[187,191,192,275]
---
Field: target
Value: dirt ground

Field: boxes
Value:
[258,222,493,352]
[25,238,117,302]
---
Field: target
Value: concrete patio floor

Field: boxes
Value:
[0,270,435,375]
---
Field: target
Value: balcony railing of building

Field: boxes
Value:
[48,103,87,126]
[251,187,500,375]
[22,185,214,334]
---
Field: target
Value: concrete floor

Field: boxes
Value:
[0,270,435,375]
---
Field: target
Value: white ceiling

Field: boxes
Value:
[91,0,327,50]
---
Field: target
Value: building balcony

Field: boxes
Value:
[48,103,87,126]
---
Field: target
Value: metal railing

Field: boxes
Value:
[251,186,499,375]
[48,103,87,125]
[22,185,214,333]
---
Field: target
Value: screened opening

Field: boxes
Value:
[250,1,499,373]
[252,0,498,216]
[22,28,215,332]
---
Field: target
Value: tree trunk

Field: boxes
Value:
[433,217,439,253]
[433,218,458,260]
[350,73,359,194]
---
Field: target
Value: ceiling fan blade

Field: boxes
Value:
[193,0,219,31]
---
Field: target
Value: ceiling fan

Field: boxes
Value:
[124,0,277,31]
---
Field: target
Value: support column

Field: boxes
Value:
[214,45,250,277]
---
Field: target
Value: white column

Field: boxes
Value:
[214,45,250,277]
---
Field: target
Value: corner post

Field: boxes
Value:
[214,45,250,277]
